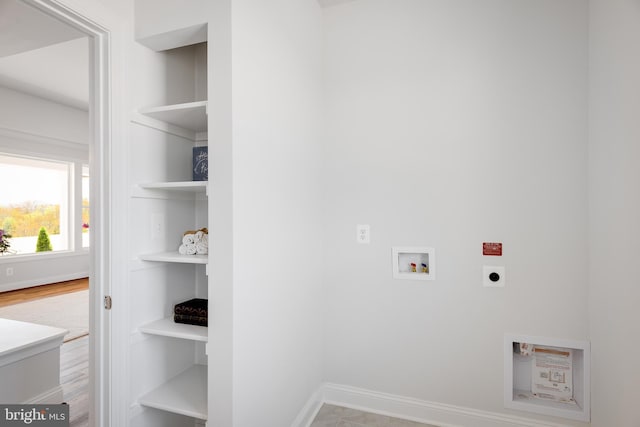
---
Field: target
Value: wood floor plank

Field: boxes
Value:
[61,335,89,427]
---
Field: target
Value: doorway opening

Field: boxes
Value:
[0,0,111,425]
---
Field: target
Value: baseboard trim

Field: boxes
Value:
[24,386,64,405]
[290,388,323,427]
[295,383,574,427]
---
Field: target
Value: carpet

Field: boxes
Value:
[0,290,89,342]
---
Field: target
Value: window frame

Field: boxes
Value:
[0,129,89,261]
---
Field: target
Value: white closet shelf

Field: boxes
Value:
[139,252,208,264]
[138,101,208,132]
[138,364,207,420]
[139,317,207,342]
[131,181,208,200]
[139,181,207,192]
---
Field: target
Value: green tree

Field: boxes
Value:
[36,227,53,252]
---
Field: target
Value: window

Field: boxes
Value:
[0,153,86,255]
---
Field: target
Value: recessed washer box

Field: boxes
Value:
[392,247,436,281]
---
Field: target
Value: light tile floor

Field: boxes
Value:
[310,404,439,427]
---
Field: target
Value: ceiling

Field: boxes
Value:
[0,0,88,110]
[0,0,355,111]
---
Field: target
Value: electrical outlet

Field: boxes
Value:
[483,265,505,287]
[6,267,14,277]
[356,224,370,244]
[151,213,165,239]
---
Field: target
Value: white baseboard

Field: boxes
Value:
[24,386,64,405]
[290,388,324,427]
[295,383,575,427]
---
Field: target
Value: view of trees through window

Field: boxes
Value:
[1,202,61,237]
[0,153,88,255]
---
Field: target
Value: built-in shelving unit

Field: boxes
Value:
[139,317,207,342]
[139,252,208,264]
[504,334,590,422]
[138,364,208,420]
[139,101,208,133]
[130,26,209,427]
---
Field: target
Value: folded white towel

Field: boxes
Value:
[183,234,195,245]
[187,244,197,255]
[195,242,208,255]
[178,243,196,255]
[194,230,205,243]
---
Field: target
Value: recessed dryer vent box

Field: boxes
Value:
[392,247,436,281]
[504,334,590,422]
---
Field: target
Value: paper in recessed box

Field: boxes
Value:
[193,146,208,181]
[531,346,575,403]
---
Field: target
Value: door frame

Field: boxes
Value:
[19,0,120,425]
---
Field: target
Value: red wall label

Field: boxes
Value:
[483,242,502,256]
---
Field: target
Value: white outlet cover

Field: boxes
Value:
[356,224,370,244]
[483,265,505,287]
[151,212,165,239]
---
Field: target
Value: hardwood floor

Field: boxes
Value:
[0,278,89,307]
[0,279,90,426]
[62,336,89,427]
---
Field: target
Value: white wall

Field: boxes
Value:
[207,1,233,425]
[0,86,89,292]
[231,0,325,426]
[588,0,640,425]
[0,86,89,144]
[323,0,589,422]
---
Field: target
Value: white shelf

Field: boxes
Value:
[138,364,207,420]
[138,101,208,132]
[139,181,207,192]
[139,317,207,342]
[139,252,208,264]
[132,181,208,199]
